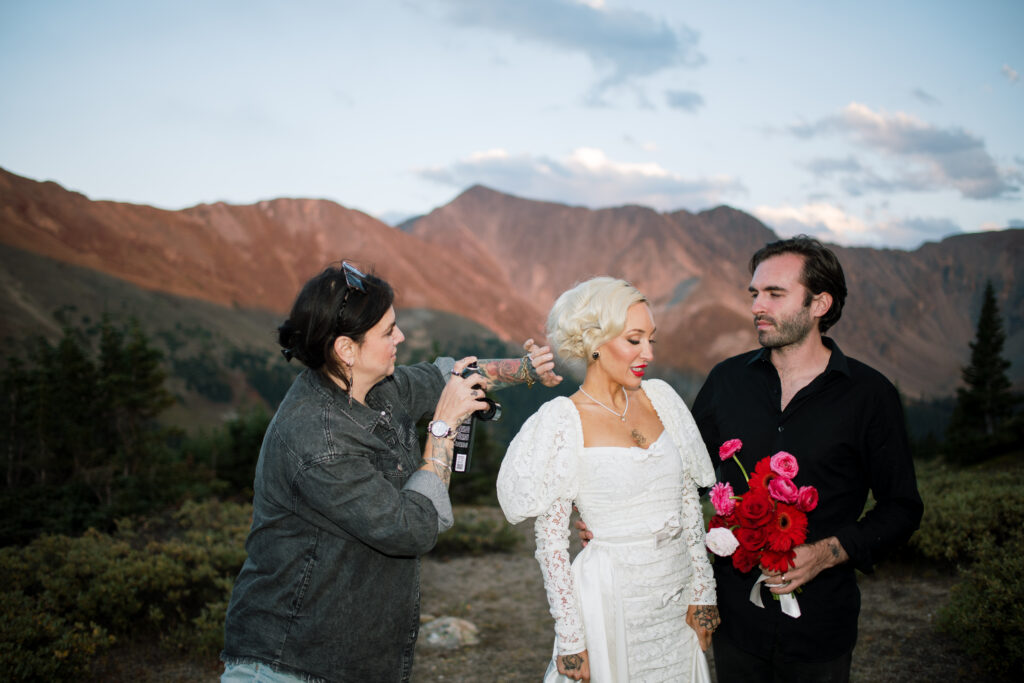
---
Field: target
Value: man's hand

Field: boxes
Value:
[557,650,590,681]
[765,536,849,594]
[686,604,720,651]
[523,338,563,387]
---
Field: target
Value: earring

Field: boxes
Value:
[591,351,600,360]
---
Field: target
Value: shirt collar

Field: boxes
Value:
[745,336,851,378]
[307,369,390,432]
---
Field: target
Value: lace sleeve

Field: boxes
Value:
[681,471,716,605]
[535,497,585,655]
[497,398,580,523]
[496,398,585,653]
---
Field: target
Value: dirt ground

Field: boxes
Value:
[412,512,980,683]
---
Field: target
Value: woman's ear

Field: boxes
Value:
[333,335,356,368]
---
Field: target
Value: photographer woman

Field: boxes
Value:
[221,261,560,682]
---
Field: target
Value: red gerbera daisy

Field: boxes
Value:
[760,548,796,573]
[766,503,808,551]
[748,456,779,492]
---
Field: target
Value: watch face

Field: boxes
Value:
[430,420,449,437]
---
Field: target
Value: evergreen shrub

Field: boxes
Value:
[0,500,250,679]
[432,506,521,556]
[937,530,1024,679]
[908,463,1024,565]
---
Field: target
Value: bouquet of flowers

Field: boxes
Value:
[705,438,819,577]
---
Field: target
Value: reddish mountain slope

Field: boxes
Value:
[0,169,544,343]
[2,168,1021,397]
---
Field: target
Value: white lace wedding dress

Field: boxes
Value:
[497,379,717,683]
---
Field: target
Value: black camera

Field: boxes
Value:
[452,363,501,472]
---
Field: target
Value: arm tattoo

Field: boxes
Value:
[562,654,583,671]
[475,357,537,390]
[829,541,841,559]
[426,437,453,487]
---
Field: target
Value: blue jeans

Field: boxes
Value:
[221,661,311,683]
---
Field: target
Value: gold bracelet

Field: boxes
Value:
[516,355,535,388]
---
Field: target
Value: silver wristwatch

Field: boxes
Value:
[428,419,454,439]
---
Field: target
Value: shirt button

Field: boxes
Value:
[778,426,784,432]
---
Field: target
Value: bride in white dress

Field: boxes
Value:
[498,277,719,682]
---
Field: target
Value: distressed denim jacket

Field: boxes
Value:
[222,358,455,682]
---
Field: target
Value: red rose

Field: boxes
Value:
[735,525,769,552]
[748,456,778,491]
[732,545,761,573]
[766,503,808,551]
[736,488,774,528]
[760,548,796,573]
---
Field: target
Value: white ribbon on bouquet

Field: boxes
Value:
[749,572,802,618]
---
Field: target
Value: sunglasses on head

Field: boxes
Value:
[338,261,368,319]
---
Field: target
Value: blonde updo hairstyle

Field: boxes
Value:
[546,277,648,371]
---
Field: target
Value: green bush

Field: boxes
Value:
[0,500,250,680]
[937,530,1024,680]
[908,462,1024,565]
[432,506,521,556]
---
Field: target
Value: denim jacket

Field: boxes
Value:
[222,358,456,682]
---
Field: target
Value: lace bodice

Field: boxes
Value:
[497,379,716,657]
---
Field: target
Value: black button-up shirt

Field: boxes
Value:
[692,338,923,662]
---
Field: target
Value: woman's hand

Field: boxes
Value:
[556,650,590,681]
[686,604,720,651]
[433,356,490,427]
[523,338,563,387]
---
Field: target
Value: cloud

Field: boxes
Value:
[665,89,704,112]
[417,147,745,211]
[753,202,961,249]
[788,103,1018,199]
[804,156,863,176]
[1008,219,1024,229]
[911,88,940,105]
[1003,64,1019,84]
[439,0,703,100]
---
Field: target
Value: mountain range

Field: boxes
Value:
[1,166,1021,407]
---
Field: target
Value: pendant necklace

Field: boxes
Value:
[578,385,628,421]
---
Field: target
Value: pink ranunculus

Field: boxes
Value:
[770,451,799,479]
[719,438,743,461]
[796,485,819,512]
[768,476,799,504]
[705,527,740,557]
[710,482,736,516]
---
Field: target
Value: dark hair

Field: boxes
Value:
[277,262,395,392]
[749,235,847,333]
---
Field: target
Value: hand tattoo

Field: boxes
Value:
[562,654,583,671]
[694,605,720,631]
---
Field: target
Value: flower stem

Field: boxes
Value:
[732,456,750,483]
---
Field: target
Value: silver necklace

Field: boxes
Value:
[579,385,628,421]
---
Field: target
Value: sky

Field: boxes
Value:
[1,0,1022,250]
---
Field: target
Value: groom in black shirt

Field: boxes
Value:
[692,236,923,682]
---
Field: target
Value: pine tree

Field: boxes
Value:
[946,281,1017,463]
